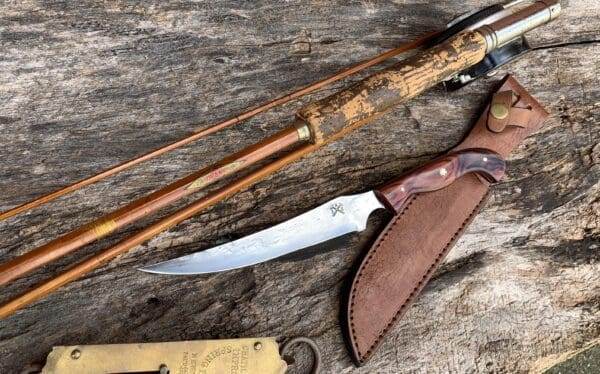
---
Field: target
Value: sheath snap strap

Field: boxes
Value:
[487,90,532,133]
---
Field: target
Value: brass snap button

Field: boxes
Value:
[490,103,509,120]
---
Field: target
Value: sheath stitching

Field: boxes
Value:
[348,194,418,357]
[349,190,490,363]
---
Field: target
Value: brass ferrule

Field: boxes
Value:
[477,0,561,53]
[294,121,312,142]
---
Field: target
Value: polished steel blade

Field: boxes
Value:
[139,191,384,275]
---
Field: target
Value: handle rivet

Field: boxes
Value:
[483,157,489,162]
[254,342,262,350]
[439,168,448,176]
[400,186,406,192]
[70,349,81,359]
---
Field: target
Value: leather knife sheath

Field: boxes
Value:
[344,75,549,365]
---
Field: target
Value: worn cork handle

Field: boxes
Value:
[296,30,487,144]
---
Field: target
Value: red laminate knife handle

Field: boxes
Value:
[377,148,505,213]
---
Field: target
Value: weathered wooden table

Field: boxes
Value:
[1,1,598,373]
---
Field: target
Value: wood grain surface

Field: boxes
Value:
[0,1,598,373]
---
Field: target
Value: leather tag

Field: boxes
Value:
[344,75,549,366]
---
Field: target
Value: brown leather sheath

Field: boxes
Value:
[344,75,549,366]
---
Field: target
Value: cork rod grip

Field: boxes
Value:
[296,30,487,144]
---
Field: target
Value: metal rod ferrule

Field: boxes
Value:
[294,121,312,142]
[477,0,561,53]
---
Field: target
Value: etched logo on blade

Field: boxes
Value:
[330,202,344,217]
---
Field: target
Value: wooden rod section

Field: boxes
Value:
[0,143,320,319]
[0,31,438,221]
[0,127,303,287]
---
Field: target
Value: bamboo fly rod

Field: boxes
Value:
[0,32,438,222]
[0,143,319,319]
[0,32,437,289]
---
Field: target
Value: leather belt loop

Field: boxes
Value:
[487,90,532,133]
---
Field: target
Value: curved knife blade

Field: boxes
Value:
[140,149,504,276]
[139,191,385,275]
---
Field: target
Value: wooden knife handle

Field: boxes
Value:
[377,149,505,212]
[296,30,487,144]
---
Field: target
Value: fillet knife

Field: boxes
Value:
[140,149,505,276]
